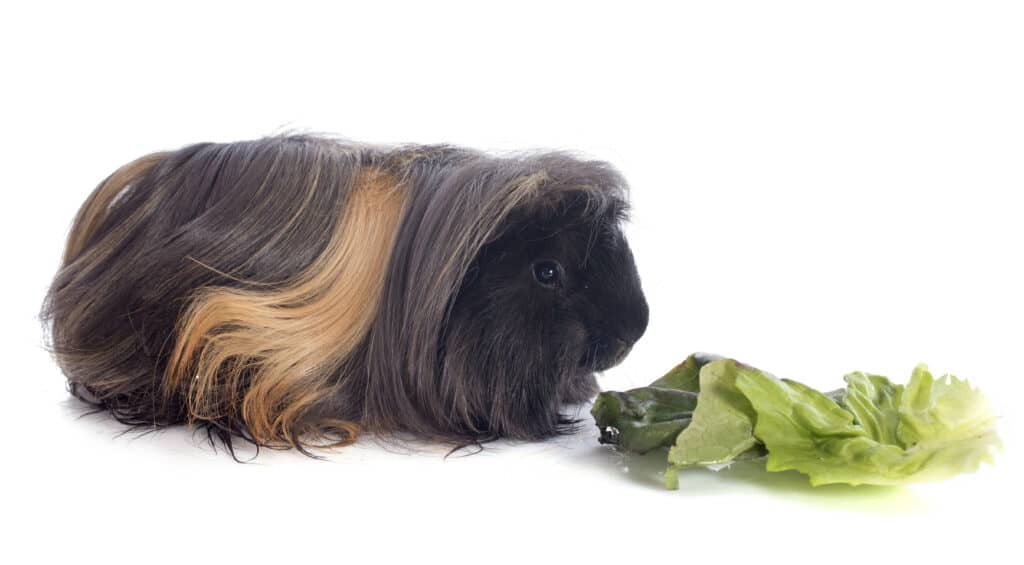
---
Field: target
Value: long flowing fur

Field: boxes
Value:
[41,134,647,457]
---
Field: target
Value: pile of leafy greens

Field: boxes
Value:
[591,354,1001,490]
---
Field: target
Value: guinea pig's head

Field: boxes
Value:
[441,190,649,440]
[364,151,647,446]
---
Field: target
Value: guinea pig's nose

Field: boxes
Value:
[629,296,650,345]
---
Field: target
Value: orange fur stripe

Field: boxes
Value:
[164,165,407,448]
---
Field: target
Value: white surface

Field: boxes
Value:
[2,1,1021,563]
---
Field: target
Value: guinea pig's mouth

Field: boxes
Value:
[579,338,634,372]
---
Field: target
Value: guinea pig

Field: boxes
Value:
[40,134,649,458]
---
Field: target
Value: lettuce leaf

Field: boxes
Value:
[667,359,762,469]
[734,364,1001,486]
[596,353,1001,490]
[591,386,698,454]
[591,353,719,454]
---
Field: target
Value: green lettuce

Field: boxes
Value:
[591,353,717,454]
[735,364,1002,486]
[666,359,762,469]
[592,354,1001,489]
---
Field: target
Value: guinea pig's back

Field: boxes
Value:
[41,135,396,446]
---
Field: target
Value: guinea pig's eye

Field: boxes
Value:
[532,260,562,287]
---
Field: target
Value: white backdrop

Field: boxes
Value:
[2,1,1021,563]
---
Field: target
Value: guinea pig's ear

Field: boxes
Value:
[500,187,629,249]
[533,153,631,215]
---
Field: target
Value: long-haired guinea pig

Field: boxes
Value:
[41,134,649,457]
